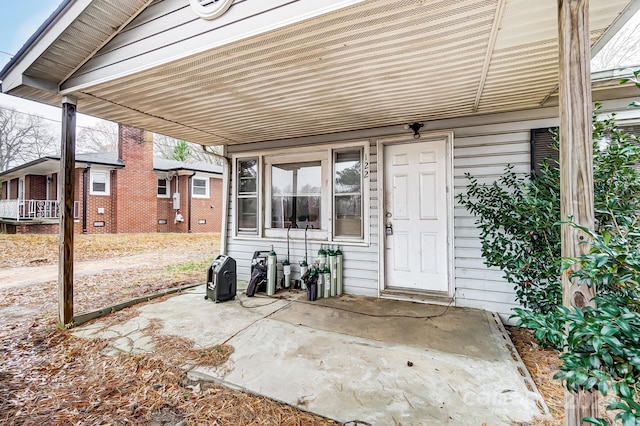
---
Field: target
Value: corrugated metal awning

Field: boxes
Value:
[2,0,638,146]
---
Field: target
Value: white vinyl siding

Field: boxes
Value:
[227,140,376,297]
[452,118,560,322]
[223,104,631,321]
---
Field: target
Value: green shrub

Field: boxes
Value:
[458,102,640,423]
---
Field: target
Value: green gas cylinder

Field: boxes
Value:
[316,265,324,299]
[267,245,277,296]
[328,246,337,297]
[299,260,308,290]
[283,259,291,289]
[336,246,343,295]
[323,266,331,298]
[318,245,327,269]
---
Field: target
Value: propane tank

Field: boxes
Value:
[318,245,327,269]
[336,246,343,295]
[283,260,291,289]
[299,260,308,290]
[323,266,331,298]
[328,246,337,297]
[267,245,277,296]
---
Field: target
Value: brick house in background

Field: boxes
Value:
[0,124,223,234]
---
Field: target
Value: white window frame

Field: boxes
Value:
[89,169,110,196]
[332,147,365,241]
[236,158,260,236]
[192,176,210,198]
[232,140,369,244]
[157,178,169,198]
[264,151,329,240]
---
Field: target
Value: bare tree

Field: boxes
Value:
[592,11,640,72]
[0,104,58,171]
[76,121,118,153]
[153,133,222,165]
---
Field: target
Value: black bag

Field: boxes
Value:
[301,269,318,301]
[246,262,267,297]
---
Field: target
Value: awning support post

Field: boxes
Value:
[58,95,77,328]
[558,0,597,424]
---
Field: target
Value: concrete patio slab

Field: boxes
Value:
[73,285,548,425]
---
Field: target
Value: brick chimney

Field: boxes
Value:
[114,124,157,233]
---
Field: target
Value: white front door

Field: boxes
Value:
[383,138,450,293]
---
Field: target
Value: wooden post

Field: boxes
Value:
[558,0,597,424]
[58,96,77,328]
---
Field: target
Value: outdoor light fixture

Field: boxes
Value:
[404,122,424,139]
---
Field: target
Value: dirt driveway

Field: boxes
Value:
[0,250,214,290]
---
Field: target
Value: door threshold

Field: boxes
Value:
[381,288,454,306]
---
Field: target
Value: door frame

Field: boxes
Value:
[376,131,455,298]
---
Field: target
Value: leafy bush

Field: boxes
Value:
[457,107,640,318]
[458,102,640,423]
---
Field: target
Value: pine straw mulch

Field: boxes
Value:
[507,327,620,426]
[0,233,340,425]
[0,316,339,425]
[0,233,615,424]
[507,326,564,425]
[0,233,221,268]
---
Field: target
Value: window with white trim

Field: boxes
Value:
[237,159,258,234]
[271,160,323,230]
[90,170,110,196]
[157,178,169,197]
[265,152,328,238]
[334,149,363,238]
[235,142,368,241]
[192,177,209,198]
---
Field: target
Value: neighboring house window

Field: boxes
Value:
[90,170,110,196]
[192,177,209,198]
[236,142,368,241]
[157,178,169,198]
[237,159,258,234]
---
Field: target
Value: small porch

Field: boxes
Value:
[0,199,79,221]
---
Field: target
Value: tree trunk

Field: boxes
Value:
[558,0,597,424]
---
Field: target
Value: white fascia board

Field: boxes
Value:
[60,0,367,93]
[1,0,93,94]
[591,0,640,57]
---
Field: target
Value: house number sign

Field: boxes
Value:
[190,0,233,20]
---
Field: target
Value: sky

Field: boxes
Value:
[0,0,103,128]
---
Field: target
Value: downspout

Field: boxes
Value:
[187,172,196,233]
[82,164,90,233]
[201,146,230,255]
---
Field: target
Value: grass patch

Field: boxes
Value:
[167,258,213,273]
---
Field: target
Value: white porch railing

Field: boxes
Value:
[0,200,80,221]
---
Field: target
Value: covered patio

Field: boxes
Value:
[2,0,640,422]
[73,286,548,425]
